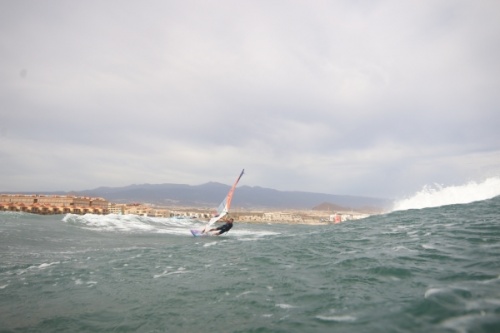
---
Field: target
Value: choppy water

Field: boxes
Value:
[1,196,500,333]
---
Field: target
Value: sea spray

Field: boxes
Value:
[392,176,500,211]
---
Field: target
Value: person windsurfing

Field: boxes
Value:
[204,217,234,236]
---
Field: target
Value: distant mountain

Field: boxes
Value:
[73,183,391,211]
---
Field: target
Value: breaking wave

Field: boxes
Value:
[392,176,500,211]
[62,213,202,234]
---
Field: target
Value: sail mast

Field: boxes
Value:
[205,169,245,229]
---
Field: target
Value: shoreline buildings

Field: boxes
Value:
[0,194,109,215]
[0,194,370,223]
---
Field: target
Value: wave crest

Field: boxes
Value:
[392,177,500,211]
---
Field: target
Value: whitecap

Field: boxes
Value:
[38,262,59,269]
[392,177,500,211]
[154,267,189,278]
[24,262,60,272]
[316,315,357,322]
[424,287,446,298]
[236,291,254,298]
[153,270,168,279]
[165,270,189,276]
[275,303,295,309]
[62,213,159,233]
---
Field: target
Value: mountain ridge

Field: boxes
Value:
[3,183,391,213]
[75,182,391,212]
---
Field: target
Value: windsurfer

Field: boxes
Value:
[205,218,234,235]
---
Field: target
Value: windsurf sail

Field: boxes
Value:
[203,169,245,232]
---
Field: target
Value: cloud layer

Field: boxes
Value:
[1,0,499,198]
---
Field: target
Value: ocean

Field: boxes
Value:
[1,183,500,332]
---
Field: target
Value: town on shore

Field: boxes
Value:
[0,193,372,224]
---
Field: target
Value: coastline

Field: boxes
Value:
[0,193,378,224]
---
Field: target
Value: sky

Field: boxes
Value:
[1,0,499,199]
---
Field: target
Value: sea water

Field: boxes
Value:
[1,185,500,332]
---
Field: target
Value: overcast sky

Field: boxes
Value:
[1,0,499,199]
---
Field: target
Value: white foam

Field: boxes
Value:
[236,291,254,298]
[424,287,446,298]
[153,267,189,278]
[61,213,284,241]
[275,303,296,309]
[393,177,500,211]
[316,315,357,322]
[38,262,60,269]
[62,213,203,234]
[23,262,60,273]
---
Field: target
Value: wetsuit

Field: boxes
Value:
[216,222,233,235]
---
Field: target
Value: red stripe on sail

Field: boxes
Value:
[225,169,244,212]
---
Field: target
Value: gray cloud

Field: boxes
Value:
[1,0,499,198]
